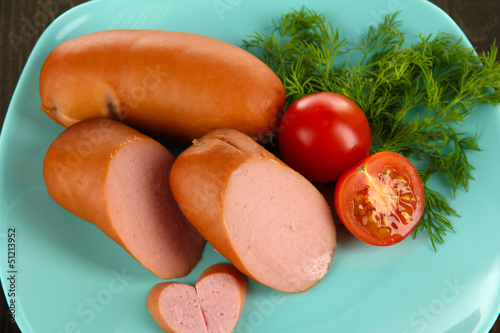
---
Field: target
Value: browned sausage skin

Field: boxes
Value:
[43,118,205,279]
[39,29,285,144]
[169,129,337,293]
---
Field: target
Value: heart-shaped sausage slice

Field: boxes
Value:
[147,282,207,333]
[147,263,248,333]
[195,263,248,333]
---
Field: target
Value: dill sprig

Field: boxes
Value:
[243,7,500,250]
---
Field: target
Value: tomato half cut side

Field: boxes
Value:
[334,151,425,246]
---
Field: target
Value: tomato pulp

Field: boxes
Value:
[334,151,425,246]
[277,92,371,183]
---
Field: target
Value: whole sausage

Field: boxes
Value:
[147,263,248,333]
[39,29,285,144]
[43,118,205,279]
[169,129,337,293]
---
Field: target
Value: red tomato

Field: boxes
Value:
[277,92,371,183]
[334,151,425,246]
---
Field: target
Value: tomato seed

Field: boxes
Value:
[401,193,412,202]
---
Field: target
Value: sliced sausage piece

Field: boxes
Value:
[195,263,248,333]
[169,129,337,293]
[43,118,205,279]
[39,29,285,144]
[147,282,208,333]
[147,264,248,333]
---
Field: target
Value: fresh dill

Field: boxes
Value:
[243,7,500,250]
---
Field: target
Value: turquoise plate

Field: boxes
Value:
[1,0,499,332]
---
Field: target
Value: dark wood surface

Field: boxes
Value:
[0,0,498,332]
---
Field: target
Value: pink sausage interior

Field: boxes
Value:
[157,283,208,333]
[196,272,242,333]
[107,140,202,278]
[224,159,336,292]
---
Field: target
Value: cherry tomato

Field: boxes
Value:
[277,92,371,183]
[334,151,425,246]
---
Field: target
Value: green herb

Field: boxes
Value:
[243,7,500,250]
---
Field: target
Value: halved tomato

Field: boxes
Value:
[334,151,425,246]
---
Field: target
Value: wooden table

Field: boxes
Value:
[1,0,499,332]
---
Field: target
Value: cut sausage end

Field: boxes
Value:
[107,140,205,279]
[224,159,336,293]
[43,119,205,280]
[169,128,336,293]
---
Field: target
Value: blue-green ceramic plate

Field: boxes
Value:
[1,0,499,332]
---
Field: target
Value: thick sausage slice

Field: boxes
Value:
[43,118,205,279]
[147,263,248,333]
[195,263,248,333]
[39,29,285,143]
[169,129,337,293]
